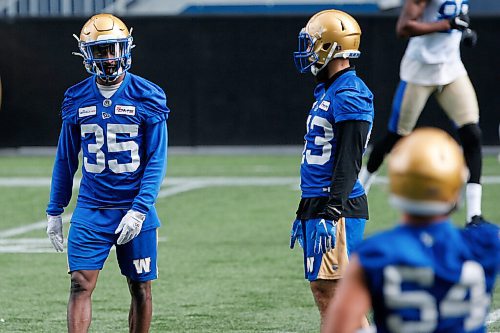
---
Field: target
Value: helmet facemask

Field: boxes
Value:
[293,29,338,76]
[78,36,133,82]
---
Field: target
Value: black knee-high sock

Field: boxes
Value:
[458,123,482,184]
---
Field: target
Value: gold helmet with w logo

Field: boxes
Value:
[294,10,361,75]
[73,14,134,81]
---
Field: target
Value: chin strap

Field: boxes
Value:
[311,42,337,76]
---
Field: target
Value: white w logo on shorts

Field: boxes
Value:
[133,257,151,274]
[307,257,315,273]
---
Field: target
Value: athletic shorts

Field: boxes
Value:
[299,217,366,281]
[388,76,479,136]
[67,222,158,282]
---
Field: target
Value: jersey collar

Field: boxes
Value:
[324,66,355,90]
[92,72,131,102]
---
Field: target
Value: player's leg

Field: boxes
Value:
[305,218,367,330]
[66,221,115,333]
[116,228,158,333]
[435,75,482,222]
[360,82,433,192]
[68,270,99,333]
[127,278,152,333]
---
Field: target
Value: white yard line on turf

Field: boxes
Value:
[1,175,500,187]
[0,177,300,252]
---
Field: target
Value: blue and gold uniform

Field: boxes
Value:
[47,72,169,281]
[296,67,374,281]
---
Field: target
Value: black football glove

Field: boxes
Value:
[318,202,342,223]
[461,28,478,48]
[449,13,470,31]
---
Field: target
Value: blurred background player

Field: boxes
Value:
[359,0,483,224]
[325,128,499,333]
[45,14,169,333]
[290,9,374,331]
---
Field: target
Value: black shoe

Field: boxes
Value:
[467,215,484,226]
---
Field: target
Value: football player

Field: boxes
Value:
[325,128,499,333]
[290,10,374,331]
[359,0,483,225]
[45,14,169,333]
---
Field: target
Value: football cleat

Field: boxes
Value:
[293,10,361,76]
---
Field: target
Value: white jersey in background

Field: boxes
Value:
[401,0,469,85]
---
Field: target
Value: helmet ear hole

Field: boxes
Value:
[322,43,332,51]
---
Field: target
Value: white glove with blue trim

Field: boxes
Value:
[115,210,146,245]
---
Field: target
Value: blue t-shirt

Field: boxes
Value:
[300,69,374,198]
[47,73,169,231]
[357,220,500,333]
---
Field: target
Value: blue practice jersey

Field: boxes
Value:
[300,69,374,198]
[47,73,169,231]
[357,220,500,333]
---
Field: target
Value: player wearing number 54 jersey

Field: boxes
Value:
[290,10,374,331]
[46,14,168,333]
[326,128,499,333]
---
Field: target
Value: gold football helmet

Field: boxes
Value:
[388,128,467,216]
[73,14,134,81]
[293,9,361,75]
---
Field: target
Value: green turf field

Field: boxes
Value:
[0,154,498,332]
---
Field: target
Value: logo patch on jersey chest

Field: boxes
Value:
[318,100,330,111]
[78,105,97,118]
[115,105,136,116]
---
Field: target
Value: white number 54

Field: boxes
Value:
[384,260,490,333]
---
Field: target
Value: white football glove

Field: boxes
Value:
[47,215,64,252]
[115,210,146,245]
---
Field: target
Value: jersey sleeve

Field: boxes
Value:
[130,120,168,214]
[46,120,81,216]
[60,88,79,125]
[141,85,170,125]
[332,86,374,123]
[328,120,370,209]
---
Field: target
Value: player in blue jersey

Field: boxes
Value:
[290,10,374,331]
[45,14,169,333]
[325,128,499,333]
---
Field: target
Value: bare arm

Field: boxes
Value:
[322,255,372,333]
[396,0,451,38]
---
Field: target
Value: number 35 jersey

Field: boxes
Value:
[357,220,500,333]
[47,73,169,224]
[300,69,374,199]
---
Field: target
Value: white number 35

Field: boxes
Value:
[81,123,140,174]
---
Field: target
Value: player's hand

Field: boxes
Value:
[290,219,304,249]
[47,214,64,252]
[461,29,478,48]
[449,13,470,31]
[318,202,342,223]
[312,219,337,254]
[115,210,146,245]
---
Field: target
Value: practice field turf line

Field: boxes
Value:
[0,176,299,253]
[2,176,500,187]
